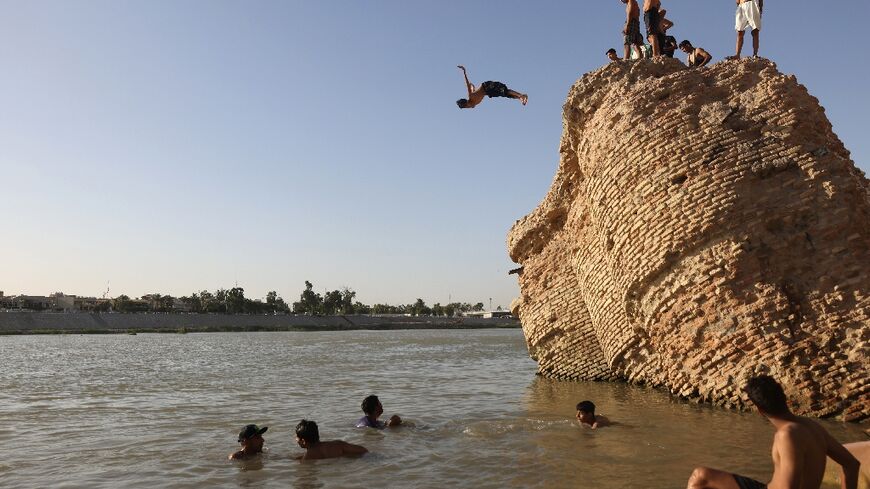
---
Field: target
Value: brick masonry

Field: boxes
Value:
[508,57,869,421]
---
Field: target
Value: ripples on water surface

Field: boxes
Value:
[0,330,864,488]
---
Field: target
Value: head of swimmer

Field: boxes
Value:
[456,98,471,109]
[575,400,596,424]
[744,375,789,418]
[295,419,320,449]
[361,395,384,420]
[237,425,266,452]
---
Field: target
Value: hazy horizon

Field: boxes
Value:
[2,1,867,309]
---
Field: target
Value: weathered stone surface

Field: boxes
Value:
[508,57,870,420]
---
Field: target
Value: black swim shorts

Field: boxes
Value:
[481,81,510,98]
[733,474,767,489]
[643,8,660,37]
[624,18,643,46]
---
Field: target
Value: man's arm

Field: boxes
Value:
[697,48,713,67]
[824,432,860,489]
[458,65,474,98]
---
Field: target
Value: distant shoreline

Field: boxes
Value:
[0,311,520,335]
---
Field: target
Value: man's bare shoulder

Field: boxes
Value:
[774,418,828,450]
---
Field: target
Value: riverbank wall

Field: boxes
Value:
[0,312,519,334]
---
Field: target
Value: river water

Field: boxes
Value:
[0,329,864,488]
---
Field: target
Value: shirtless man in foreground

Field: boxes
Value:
[686,375,860,489]
[295,419,368,461]
[456,65,527,109]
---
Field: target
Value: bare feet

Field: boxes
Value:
[520,94,528,106]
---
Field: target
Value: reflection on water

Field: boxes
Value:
[0,330,864,488]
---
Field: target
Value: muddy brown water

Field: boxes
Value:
[0,330,864,488]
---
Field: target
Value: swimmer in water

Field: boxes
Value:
[356,395,402,429]
[228,424,268,460]
[576,401,611,429]
[295,419,368,461]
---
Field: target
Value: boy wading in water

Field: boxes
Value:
[456,65,527,109]
[686,375,860,489]
[576,401,611,429]
[732,0,763,58]
[295,419,368,461]
[356,394,402,429]
[228,424,268,460]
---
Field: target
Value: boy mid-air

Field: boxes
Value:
[456,65,527,109]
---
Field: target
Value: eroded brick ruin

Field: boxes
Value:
[508,58,869,421]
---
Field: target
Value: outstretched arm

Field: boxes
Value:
[458,65,474,98]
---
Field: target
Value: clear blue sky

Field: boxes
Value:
[1,1,867,309]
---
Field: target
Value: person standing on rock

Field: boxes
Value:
[732,0,763,58]
[621,0,644,60]
[679,40,713,68]
[643,0,663,57]
[455,65,527,109]
[657,8,677,58]
[686,375,860,489]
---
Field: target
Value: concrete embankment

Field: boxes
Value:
[0,312,520,334]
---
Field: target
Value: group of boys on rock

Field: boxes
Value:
[456,0,764,110]
[608,0,763,68]
[228,377,861,489]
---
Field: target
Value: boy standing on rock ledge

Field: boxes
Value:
[686,375,860,489]
[620,0,644,60]
[732,0,763,58]
[643,0,663,57]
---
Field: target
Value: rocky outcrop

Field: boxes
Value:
[508,58,870,421]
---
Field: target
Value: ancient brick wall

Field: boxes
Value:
[508,58,869,421]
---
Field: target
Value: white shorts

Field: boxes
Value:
[735,0,762,31]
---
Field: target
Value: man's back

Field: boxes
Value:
[302,440,368,460]
[770,417,835,489]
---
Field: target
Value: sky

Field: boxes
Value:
[1,1,867,310]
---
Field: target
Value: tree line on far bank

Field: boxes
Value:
[110,281,490,317]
